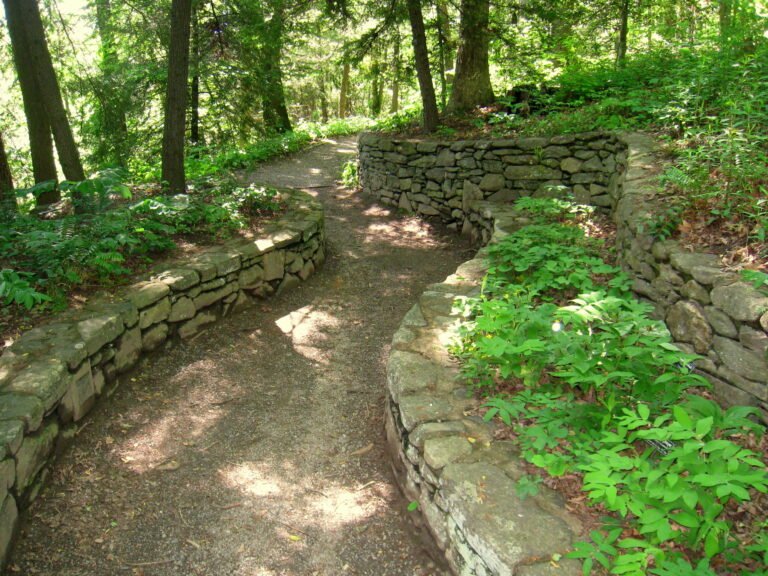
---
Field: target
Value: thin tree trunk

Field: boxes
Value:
[436,1,450,109]
[448,0,495,113]
[15,0,85,182]
[161,0,193,194]
[0,132,16,213]
[616,0,629,68]
[719,0,733,44]
[405,0,439,132]
[190,4,202,147]
[339,61,350,118]
[2,0,58,205]
[320,73,329,123]
[390,38,400,114]
[370,59,382,117]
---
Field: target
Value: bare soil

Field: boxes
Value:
[6,137,473,576]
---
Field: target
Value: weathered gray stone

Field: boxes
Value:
[200,277,226,292]
[114,327,141,373]
[462,180,484,213]
[703,306,738,338]
[58,361,95,423]
[435,149,455,166]
[138,297,171,330]
[298,260,315,281]
[0,459,14,493]
[238,264,265,289]
[409,421,466,450]
[441,463,576,574]
[516,137,548,151]
[739,326,768,355]
[194,283,237,310]
[153,268,200,291]
[717,366,766,401]
[690,266,737,287]
[761,312,768,332]
[168,296,196,322]
[388,351,456,403]
[142,323,169,352]
[262,250,285,281]
[560,157,582,174]
[5,360,68,413]
[276,274,301,295]
[0,422,23,460]
[543,146,570,159]
[128,281,170,309]
[503,165,562,180]
[680,280,709,304]
[479,173,505,192]
[77,314,123,356]
[178,310,217,339]
[424,436,473,469]
[0,494,18,563]
[711,283,768,322]
[0,395,44,433]
[15,420,58,494]
[398,395,469,432]
[713,336,767,382]
[669,252,721,276]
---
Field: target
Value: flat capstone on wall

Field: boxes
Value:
[0,189,326,566]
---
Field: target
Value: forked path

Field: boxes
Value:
[8,137,469,575]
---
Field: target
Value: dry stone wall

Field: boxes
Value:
[358,131,628,233]
[385,211,583,576]
[377,131,767,575]
[0,190,325,565]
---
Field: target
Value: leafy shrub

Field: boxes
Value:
[452,198,767,575]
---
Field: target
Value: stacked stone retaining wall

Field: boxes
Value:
[373,131,767,575]
[358,131,628,233]
[0,189,326,565]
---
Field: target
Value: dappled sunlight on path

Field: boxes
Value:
[8,137,468,575]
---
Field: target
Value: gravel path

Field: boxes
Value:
[7,137,470,576]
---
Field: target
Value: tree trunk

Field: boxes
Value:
[719,0,733,44]
[616,0,629,68]
[339,60,350,118]
[320,73,329,123]
[405,0,439,132]
[15,0,85,182]
[95,0,130,167]
[435,0,451,109]
[448,0,494,113]
[257,2,292,134]
[161,0,193,194]
[370,59,382,117]
[2,0,58,205]
[190,4,202,147]
[390,38,400,114]
[0,132,16,213]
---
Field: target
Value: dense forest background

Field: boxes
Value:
[0,0,766,306]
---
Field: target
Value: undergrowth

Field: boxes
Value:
[451,197,767,576]
[487,45,768,258]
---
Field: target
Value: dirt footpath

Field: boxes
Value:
[7,137,471,575]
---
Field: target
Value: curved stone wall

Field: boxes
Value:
[358,131,628,234]
[0,189,326,564]
[378,131,767,575]
[385,207,583,576]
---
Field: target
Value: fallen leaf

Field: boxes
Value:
[288,534,302,541]
[349,443,374,457]
[156,460,180,472]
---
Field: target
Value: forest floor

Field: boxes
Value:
[6,136,473,576]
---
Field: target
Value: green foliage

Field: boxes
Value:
[1,170,282,310]
[340,160,358,188]
[453,198,767,575]
[0,270,50,310]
